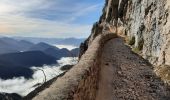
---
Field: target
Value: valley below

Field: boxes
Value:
[0,57,77,96]
[0,37,80,97]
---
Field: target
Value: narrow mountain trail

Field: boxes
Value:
[96,38,170,100]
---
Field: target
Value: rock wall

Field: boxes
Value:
[83,0,170,67]
[32,33,117,100]
[120,0,170,67]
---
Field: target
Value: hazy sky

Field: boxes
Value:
[0,0,104,38]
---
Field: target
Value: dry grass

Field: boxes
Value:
[155,65,170,85]
[132,47,140,54]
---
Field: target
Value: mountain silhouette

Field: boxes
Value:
[28,42,76,59]
[0,37,34,54]
[0,51,57,79]
[28,42,59,51]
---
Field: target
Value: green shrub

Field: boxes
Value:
[138,39,144,51]
[132,47,140,54]
[128,36,135,45]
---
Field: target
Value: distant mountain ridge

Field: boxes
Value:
[0,37,80,79]
[13,37,85,46]
[0,51,57,79]
[0,37,79,56]
[28,42,59,51]
[28,42,77,59]
[0,51,57,67]
[0,37,34,54]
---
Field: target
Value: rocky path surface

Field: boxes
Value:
[96,38,170,100]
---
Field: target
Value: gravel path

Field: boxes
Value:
[96,38,170,100]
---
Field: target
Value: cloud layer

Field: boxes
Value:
[0,57,78,96]
[0,0,104,38]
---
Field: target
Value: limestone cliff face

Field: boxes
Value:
[82,0,170,67]
[120,0,170,67]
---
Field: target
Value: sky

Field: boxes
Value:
[0,0,104,38]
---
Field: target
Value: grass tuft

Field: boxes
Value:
[128,36,135,45]
[138,39,144,51]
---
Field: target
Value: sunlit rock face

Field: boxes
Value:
[79,0,120,58]
[118,0,170,66]
[81,0,170,67]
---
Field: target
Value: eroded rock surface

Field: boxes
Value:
[81,0,170,67]
[119,0,170,67]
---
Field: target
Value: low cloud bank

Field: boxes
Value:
[0,57,78,96]
[53,44,78,50]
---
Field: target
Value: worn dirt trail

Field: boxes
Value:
[95,38,170,100]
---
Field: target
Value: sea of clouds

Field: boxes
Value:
[0,57,78,96]
[53,44,77,50]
